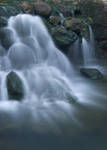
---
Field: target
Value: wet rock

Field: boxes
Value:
[0,17,7,27]
[34,1,52,17]
[0,6,20,18]
[6,71,24,101]
[0,28,14,50]
[64,18,82,33]
[21,2,33,14]
[49,16,61,25]
[52,26,78,50]
[80,68,103,80]
[64,17,90,39]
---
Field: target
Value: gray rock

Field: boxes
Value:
[6,71,24,101]
[80,68,103,80]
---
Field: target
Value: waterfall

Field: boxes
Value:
[0,14,106,134]
[68,38,82,65]
[0,14,77,118]
[81,25,96,66]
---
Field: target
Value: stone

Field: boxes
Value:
[0,28,14,50]
[80,68,103,80]
[21,2,33,14]
[0,17,7,27]
[34,1,52,17]
[49,16,61,25]
[52,26,78,50]
[64,17,82,34]
[6,71,24,101]
[64,17,90,40]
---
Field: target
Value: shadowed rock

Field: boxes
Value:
[80,68,103,80]
[6,71,24,101]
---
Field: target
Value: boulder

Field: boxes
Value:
[21,2,33,14]
[0,17,7,27]
[64,17,90,39]
[52,26,78,50]
[0,28,14,50]
[49,16,61,25]
[6,71,24,101]
[34,1,52,17]
[64,17,82,34]
[80,68,103,80]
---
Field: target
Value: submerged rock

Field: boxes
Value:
[8,43,35,69]
[6,71,24,101]
[34,1,52,17]
[80,68,103,80]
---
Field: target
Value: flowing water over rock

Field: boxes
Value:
[0,14,78,131]
[0,14,107,150]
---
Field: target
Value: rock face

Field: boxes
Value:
[34,1,52,17]
[21,2,33,14]
[52,26,78,50]
[6,71,24,101]
[80,68,103,80]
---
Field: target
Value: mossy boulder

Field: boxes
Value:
[34,1,52,17]
[64,17,90,40]
[52,26,78,50]
[6,71,24,101]
[80,68,103,80]
[21,2,33,14]
[64,17,83,34]
[49,16,61,25]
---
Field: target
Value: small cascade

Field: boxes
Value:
[0,13,106,135]
[0,14,75,103]
[81,25,96,66]
[68,38,82,65]
[59,13,65,24]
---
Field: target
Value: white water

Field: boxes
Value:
[81,25,96,66]
[0,14,106,134]
[0,14,79,133]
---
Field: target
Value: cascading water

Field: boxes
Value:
[81,25,96,66]
[0,14,107,136]
[0,14,78,132]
